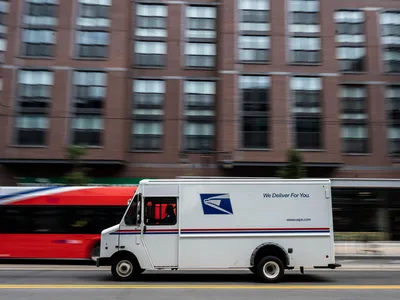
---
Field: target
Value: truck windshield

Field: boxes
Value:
[124,194,138,226]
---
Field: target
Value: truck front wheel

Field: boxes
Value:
[256,256,285,283]
[111,255,140,281]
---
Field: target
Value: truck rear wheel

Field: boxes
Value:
[256,256,285,283]
[111,255,140,281]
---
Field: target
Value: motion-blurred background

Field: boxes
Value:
[0,0,399,258]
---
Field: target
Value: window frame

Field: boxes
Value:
[14,69,53,146]
[380,11,400,74]
[339,85,369,154]
[143,196,178,226]
[291,76,323,150]
[290,36,321,64]
[134,40,166,68]
[75,30,109,59]
[185,42,216,68]
[135,3,167,38]
[239,75,270,149]
[184,80,216,152]
[386,86,400,156]
[238,35,270,62]
[131,79,165,151]
[71,71,106,147]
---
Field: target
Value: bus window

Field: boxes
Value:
[31,207,68,233]
[0,205,127,235]
[0,207,30,233]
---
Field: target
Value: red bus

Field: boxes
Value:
[0,185,137,261]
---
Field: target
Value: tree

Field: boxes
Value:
[63,145,91,185]
[278,148,307,179]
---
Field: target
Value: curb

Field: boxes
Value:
[336,255,400,260]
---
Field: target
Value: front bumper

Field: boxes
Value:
[96,257,111,267]
[314,263,342,269]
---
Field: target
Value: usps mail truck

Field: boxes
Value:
[96,178,340,283]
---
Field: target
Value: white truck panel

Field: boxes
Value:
[178,181,333,268]
[143,184,179,197]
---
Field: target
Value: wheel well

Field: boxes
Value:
[111,251,140,267]
[251,244,290,268]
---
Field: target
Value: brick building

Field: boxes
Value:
[0,0,399,183]
[0,0,400,240]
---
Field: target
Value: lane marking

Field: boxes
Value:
[1,267,400,272]
[0,284,399,290]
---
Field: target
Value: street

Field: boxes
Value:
[0,259,399,299]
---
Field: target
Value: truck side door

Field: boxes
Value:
[142,196,179,268]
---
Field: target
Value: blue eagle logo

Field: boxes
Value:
[200,193,233,215]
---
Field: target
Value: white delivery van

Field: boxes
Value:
[96,178,341,283]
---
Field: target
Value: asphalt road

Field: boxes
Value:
[0,259,399,300]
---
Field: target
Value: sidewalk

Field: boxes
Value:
[335,241,400,258]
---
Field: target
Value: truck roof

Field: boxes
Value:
[139,178,331,185]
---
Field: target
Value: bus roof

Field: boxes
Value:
[0,186,137,206]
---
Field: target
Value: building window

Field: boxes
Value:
[387,86,400,155]
[0,0,9,61]
[14,70,53,146]
[290,37,320,63]
[186,5,216,39]
[76,30,109,58]
[184,81,215,151]
[288,0,320,34]
[334,10,365,44]
[239,36,270,62]
[337,47,365,72]
[291,77,322,150]
[238,0,270,32]
[185,42,216,68]
[77,0,111,28]
[135,3,167,38]
[23,0,58,27]
[21,1,58,58]
[71,71,107,146]
[380,11,400,73]
[184,5,217,69]
[340,85,369,154]
[134,41,166,67]
[132,80,165,151]
[21,29,55,57]
[75,0,111,59]
[240,75,270,149]
[0,0,9,34]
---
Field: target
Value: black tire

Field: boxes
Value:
[256,256,285,283]
[111,255,140,281]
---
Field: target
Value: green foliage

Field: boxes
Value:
[278,148,307,179]
[65,145,87,161]
[62,145,91,185]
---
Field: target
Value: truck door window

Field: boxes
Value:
[144,197,177,226]
[124,195,139,226]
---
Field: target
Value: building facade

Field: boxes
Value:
[0,0,400,240]
[0,0,400,181]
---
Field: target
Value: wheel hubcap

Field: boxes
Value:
[116,260,133,277]
[263,261,279,279]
